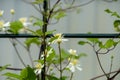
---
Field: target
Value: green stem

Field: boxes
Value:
[70,73,74,80]
[58,43,62,80]
[15,39,34,67]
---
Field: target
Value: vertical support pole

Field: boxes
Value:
[41,0,48,80]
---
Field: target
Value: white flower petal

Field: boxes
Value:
[76,65,82,71]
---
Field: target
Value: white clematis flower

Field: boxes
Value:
[19,17,31,27]
[34,63,44,75]
[0,21,10,31]
[68,49,77,56]
[50,33,68,44]
[67,59,82,73]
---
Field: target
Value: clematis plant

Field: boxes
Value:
[0,0,86,80]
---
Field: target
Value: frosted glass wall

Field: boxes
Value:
[0,0,120,80]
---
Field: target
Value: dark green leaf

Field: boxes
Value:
[20,66,36,80]
[105,9,112,13]
[78,41,87,45]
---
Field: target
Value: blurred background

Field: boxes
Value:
[0,0,120,80]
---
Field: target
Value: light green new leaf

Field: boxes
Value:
[55,11,66,20]
[10,21,23,34]
[104,39,114,48]
[24,38,41,48]
[0,64,11,72]
[33,20,44,27]
[32,0,44,4]
[87,38,100,43]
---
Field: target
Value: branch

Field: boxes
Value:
[54,0,95,13]
[0,66,22,71]
[90,69,120,80]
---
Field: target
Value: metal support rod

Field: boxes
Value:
[0,33,120,38]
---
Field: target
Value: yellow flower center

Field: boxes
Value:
[71,59,78,66]
[35,63,43,69]
[0,21,4,28]
[54,33,62,38]
[19,18,27,23]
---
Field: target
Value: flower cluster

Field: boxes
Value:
[0,9,32,33]
[67,49,82,73]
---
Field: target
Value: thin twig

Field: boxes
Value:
[9,38,26,67]
[0,66,22,71]
[95,52,109,79]
[90,68,120,80]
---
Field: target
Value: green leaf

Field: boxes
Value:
[61,49,70,60]
[105,9,112,13]
[104,39,114,48]
[77,53,87,59]
[0,64,11,72]
[3,72,21,79]
[87,38,100,43]
[47,75,59,80]
[20,66,36,80]
[46,47,56,63]
[32,0,44,4]
[114,20,120,32]
[24,38,41,48]
[33,20,44,27]
[98,41,105,48]
[55,11,66,20]
[45,30,56,36]
[78,41,87,45]
[35,29,43,36]
[10,21,23,34]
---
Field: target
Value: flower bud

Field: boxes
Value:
[10,9,15,15]
[0,10,4,16]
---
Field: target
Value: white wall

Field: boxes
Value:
[0,0,120,80]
